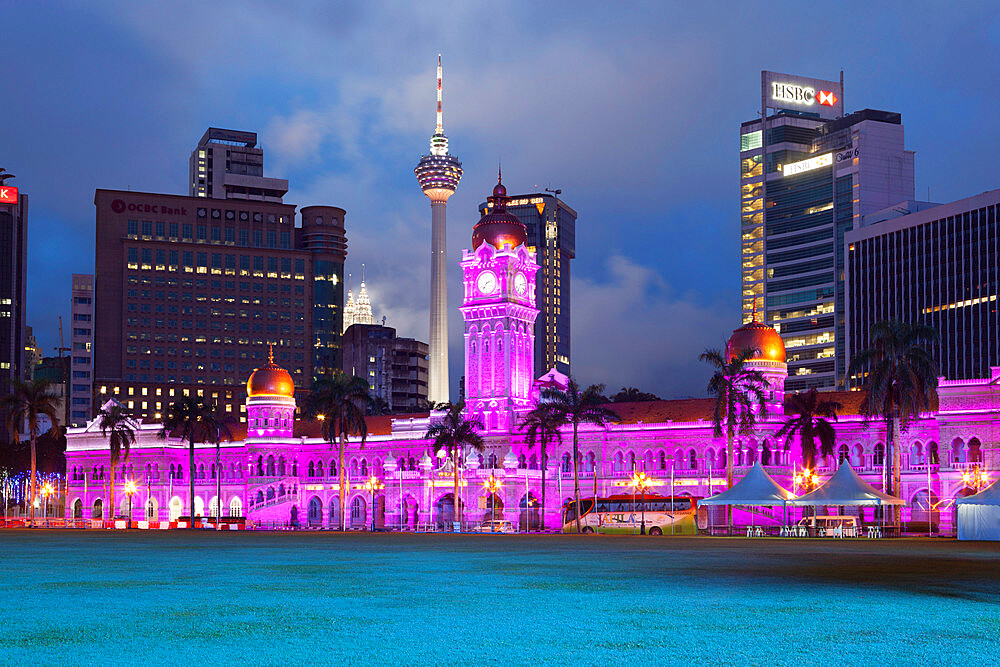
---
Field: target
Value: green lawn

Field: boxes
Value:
[1,531,998,665]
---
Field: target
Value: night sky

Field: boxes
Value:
[4,1,999,398]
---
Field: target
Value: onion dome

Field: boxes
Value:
[726,320,786,363]
[247,346,295,398]
[472,169,527,250]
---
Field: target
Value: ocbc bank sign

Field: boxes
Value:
[110,198,188,216]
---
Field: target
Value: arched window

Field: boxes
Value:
[968,438,983,463]
[658,451,667,471]
[351,496,364,520]
[518,454,527,469]
[627,452,636,471]
[228,497,242,517]
[586,452,597,473]
[266,456,276,477]
[210,463,216,479]
[329,461,336,477]
[256,455,263,476]
[176,464,183,480]
[266,487,275,500]
[488,453,499,469]
[278,456,286,477]
[398,457,406,471]
[952,438,966,464]
[838,444,849,464]
[255,490,264,504]
[169,463,176,479]
[361,459,368,476]
[291,460,297,476]
[199,464,206,479]
[874,443,885,467]
[689,448,698,470]
[408,457,416,471]
[562,453,572,473]
[613,452,624,472]
[928,442,939,465]
[529,454,538,469]
[308,461,315,477]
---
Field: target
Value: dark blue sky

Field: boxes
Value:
[4,2,1000,397]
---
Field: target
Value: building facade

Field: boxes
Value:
[847,188,1000,384]
[741,71,915,391]
[342,323,429,413]
[24,325,41,379]
[0,182,27,443]
[93,190,347,422]
[66,178,997,533]
[189,128,289,202]
[478,191,575,378]
[70,274,95,425]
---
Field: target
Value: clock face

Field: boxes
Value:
[513,272,527,296]
[477,270,497,295]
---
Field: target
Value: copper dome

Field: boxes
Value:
[472,171,527,250]
[247,350,295,398]
[725,320,786,363]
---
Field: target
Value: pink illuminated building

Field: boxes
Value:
[64,178,998,533]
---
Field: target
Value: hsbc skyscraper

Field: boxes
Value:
[739,71,915,391]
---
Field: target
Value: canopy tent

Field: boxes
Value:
[787,463,904,507]
[700,461,796,506]
[956,481,1000,541]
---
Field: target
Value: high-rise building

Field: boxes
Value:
[847,189,1000,384]
[342,276,374,333]
[93,190,347,421]
[479,191,575,378]
[35,355,69,429]
[342,323,429,412]
[70,274,95,425]
[462,175,540,432]
[189,128,289,202]
[415,56,462,405]
[740,71,914,391]
[24,326,41,379]
[0,175,27,443]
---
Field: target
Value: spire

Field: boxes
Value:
[436,54,443,136]
[268,343,274,364]
[429,55,450,156]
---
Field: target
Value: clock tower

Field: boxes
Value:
[461,172,540,433]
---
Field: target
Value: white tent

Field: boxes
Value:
[700,461,796,506]
[787,463,904,507]
[956,481,1000,541]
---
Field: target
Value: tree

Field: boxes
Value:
[539,380,620,534]
[160,396,216,528]
[520,405,563,531]
[424,402,484,528]
[611,387,660,402]
[848,320,938,519]
[304,372,375,530]
[2,378,60,525]
[699,347,770,530]
[97,401,136,521]
[775,388,842,472]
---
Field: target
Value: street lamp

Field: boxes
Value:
[962,467,990,492]
[793,469,819,494]
[629,471,653,535]
[123,479,138,529]
[40,483,54,524]
[483,474,503,532]
[362,474,384,532]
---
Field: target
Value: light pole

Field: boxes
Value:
[483,474,502,532]
[124,479,137,530]
[41,483,54,525]
[629,471,652,535]
[363,474,384,532]
[962,466,990,493]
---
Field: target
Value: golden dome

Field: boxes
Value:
[726,320,786,363]
[247,349,295,398]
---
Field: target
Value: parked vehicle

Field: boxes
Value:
[472,519,514,533]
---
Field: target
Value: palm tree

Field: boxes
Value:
[202,408,235,524]
[97,402,136,521]
[699,347,770,529]
[520,405,563,531]
[160,396,215,528]
[849,320,938,519]
[304,372,375,530]
[2,378,60,525]
[424,402,484,528]
[775,388,842,472]
[539,380,620,534]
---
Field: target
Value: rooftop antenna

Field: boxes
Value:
[268,343,274,363]
[436,54,443,136]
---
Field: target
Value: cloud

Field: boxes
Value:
[570,255,733,399]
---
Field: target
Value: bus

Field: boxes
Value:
[561,494,701,535]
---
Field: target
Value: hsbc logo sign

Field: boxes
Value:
[0,186,17,205]
[771,83,837,107]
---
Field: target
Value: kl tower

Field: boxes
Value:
[415,55,463,404]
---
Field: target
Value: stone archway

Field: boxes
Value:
[434,493,465,530]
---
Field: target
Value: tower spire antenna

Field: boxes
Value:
[436,54,444,136]
[498,160,502,184]
[268,343,274,364]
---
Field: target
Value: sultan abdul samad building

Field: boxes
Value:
[65,177,999,532]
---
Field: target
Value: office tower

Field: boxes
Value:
[70,274,95,425]
[342,276,374,333]
[342,323,429,412]
[415,56,462,405]
[740,71,913,390]
[189,128,289,202]
[24,326,41,379]
[479,191,575,378]
[35,356,69,429]
[847,189,1000,384]
[0,177,27,443]
[93,190,346,421]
